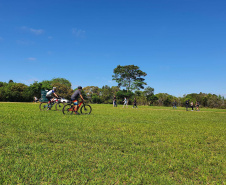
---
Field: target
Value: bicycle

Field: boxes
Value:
[62,101,92,115]
[39,97,65,111]
[55,98,66,111]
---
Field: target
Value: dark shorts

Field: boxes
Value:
[46,96,52,101]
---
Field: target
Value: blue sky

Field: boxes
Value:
[0,0,225,97]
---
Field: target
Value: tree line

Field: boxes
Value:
[0,65,225,108]
[0,78,225,109]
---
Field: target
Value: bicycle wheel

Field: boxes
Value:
[80,105,92,114]
[39,102,48,111]
[55,102,65,111]
[63,104,74,115]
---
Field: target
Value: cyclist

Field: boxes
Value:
[46,87,59,108]
[71,86,85,114]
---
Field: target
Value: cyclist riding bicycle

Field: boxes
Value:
[46,87,59,107]
[71,86,85,114]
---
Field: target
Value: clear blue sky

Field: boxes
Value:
[0,0,225,97]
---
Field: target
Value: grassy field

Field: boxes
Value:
[0,103,225,184]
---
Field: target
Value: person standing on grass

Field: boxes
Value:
[196,101,200,111]
[191,101,194,111]
[173,100,177,109]
[34,96,38,103]
[71,86,85,115]
[185,99,189,111]
[133,98,137,108]
[113,95,117,107]
[123,97,128,108]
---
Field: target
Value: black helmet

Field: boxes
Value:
[78,86,82,89]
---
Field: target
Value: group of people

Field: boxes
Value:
[173,100,200,111]
[45,87,137,113]
[44,87,200,112]
[185,100,200,111]
[45,86,85,114]
[113,96,137,108]
[173,100,199,111]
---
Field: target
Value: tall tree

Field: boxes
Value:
[51,78,72,88]
[83,86,100,96]
[40,80,52,90]
[28,81,42,98]
[116,90,134,104]
[100,86,112,104]
[111,86,120,94]
[143,86,154,96]
[112,65,147,92]
[51,82,73,99]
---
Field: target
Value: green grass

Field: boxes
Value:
[0,103,225,184]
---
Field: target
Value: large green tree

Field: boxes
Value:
[40,80,52,90]
[40,78,72,90]
[83,86,100,103]
[51,78,72,88]
[143,86,154,96]
[112,65,147,92]
[52,82,73,99]
[28,81,42,98]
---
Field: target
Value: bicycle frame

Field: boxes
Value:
[71,101,84,111]
[47,98,60,109]
[63,100,92,115]
[40,97,64,111]
[52,98,59,103]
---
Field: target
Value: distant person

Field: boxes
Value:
[46,87,59,108]
[185,100,189,111]
[71,86,85,115]
[173,100,177,109]
[34,96,38,103]
[123,97,128,108]
[196,101,200,111]
[113,95,117,107]
[133,98,137,108]
[190,101,194,111]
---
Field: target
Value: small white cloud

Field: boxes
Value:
[30,28,44,35]
[21,26,44,35]
[72,28,85,37]
[28,57,36,61]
